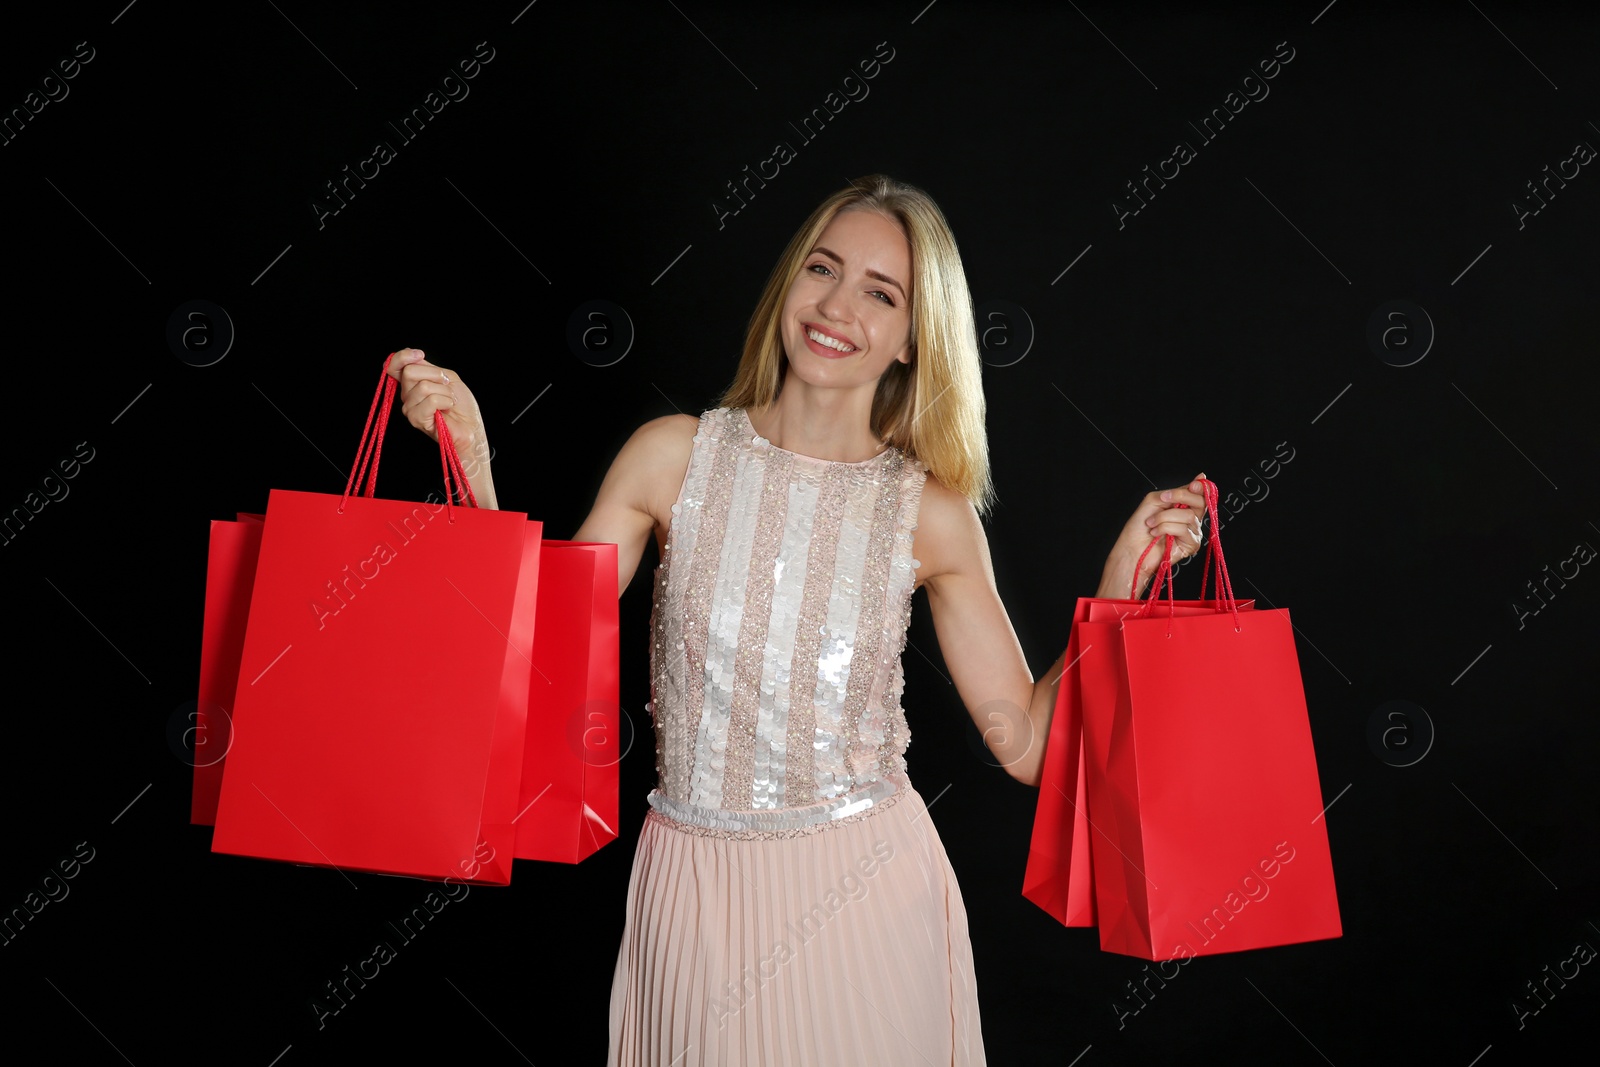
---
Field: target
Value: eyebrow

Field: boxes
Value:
[810,246,906,298]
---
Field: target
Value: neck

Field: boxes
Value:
[747,377,887,463]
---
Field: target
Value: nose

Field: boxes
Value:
[815,282,852,327]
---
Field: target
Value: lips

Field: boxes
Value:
[802,322,857,358]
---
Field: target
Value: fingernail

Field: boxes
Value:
[406,350,424,363]
[1190,481,1202,491]
[1160,490,1172,501]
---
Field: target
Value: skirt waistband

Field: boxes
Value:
[645,779,904,840]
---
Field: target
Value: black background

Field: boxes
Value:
[2,1,1596,1064]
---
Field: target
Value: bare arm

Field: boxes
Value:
[916,480,1050,785]
[916,476,1210,787]
[572,414,699,596]
[385,351,697,594]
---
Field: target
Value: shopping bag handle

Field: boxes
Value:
[1128,478,1242,632]
[337,353,479,522]
[1193,479,1236,610]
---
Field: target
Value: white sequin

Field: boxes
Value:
[647,407,928,836]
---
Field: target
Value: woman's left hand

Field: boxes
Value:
[1099,472,1211,599]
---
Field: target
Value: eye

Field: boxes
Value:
[807,262,895,306]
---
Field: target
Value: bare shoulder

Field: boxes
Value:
[577,412,700,553]
[627,412,700,457]
[622,412,700,532]
[573,412,702,577]
[912,472,988,589]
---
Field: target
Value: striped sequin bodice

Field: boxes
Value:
[645,406,928,837]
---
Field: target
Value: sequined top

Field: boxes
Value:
[645,406,928,838]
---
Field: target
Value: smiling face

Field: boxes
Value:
[779,207,913,392]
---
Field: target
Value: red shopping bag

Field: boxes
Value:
[1078,482,1341,960]
[1022,602,1098,926]
[191,512,263,825]
[1023,592,1253,927]
[1075,595,1254,943]
[514,540,620,863]
[210,357,541,885]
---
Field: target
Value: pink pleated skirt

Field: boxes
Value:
[606,785,986,1066]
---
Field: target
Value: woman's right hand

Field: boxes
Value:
[384,348,499,509]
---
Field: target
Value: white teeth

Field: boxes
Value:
[807,328,855,352]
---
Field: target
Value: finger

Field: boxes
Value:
[401,385,458,430]
[1138,533,1189,573]
[398,360,456,389]
[1143,531,1200,569]
[1145,519,1204,555]
[1156,487,1209,512]
[1152,472,1211,508]
[386,348,427,380]
[1144,504,1204,530]
[1147,523,1203,548]
[388,350,453,403]
[397,365,457,420]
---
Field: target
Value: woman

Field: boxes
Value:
[385,174,1208,1065]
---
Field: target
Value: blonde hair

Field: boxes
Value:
[717,174,995,517]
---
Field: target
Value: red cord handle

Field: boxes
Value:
[338,353,478,521]
[1126,478,1242,633]
[1194,479,1237,615]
